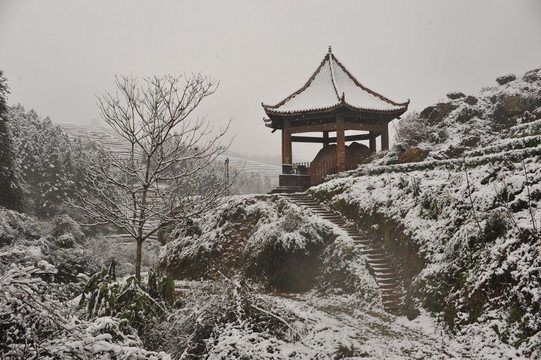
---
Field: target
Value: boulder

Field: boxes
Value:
[398,148,429,164]
[420,102,456,123]
[445,146,467,158]
[346,142,372,167]
[310,142,372,175]
[447,91,466,100]
[502,95,527,116]
[522,68,541,82]
[464,95,478,105]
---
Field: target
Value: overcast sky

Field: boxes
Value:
[1,0,541,161]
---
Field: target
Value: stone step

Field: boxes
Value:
[350,234,371,239]
[378,280,400,288]
[384,306,402,313]
[382,298,402,306]
[373,267,395,274]
[353,241,372,246]
[375,273,397,280]
[381,293,402,300]
[282,192,404,316]
[272,186,309,194]
[361,249,386,256]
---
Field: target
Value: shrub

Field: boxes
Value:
[0,263,168,359]
[395,112,430,147]
[497,74,517,85]
[79,267,175,329]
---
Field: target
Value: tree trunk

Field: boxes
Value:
[135,238,143,282]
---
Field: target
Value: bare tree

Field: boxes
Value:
[74,74,230,281]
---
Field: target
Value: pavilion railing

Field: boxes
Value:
[296,159,360,186]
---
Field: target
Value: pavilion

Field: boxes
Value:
[262,47,409,191]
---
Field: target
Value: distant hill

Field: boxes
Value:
[59,123,280,190]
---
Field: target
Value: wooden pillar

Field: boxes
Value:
[369,131,377,152]
[282,119,292,165]
[381,123,389,151]
[323,131,329,148]
[336,116,345,172]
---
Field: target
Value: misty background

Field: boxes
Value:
[1,0,540,161]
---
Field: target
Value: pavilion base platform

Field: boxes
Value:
[270,166,311,193]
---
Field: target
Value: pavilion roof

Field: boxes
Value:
[262,47,409,116]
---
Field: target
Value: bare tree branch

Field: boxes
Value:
[73,74,230,281]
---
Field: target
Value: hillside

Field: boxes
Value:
[59,123,280,192]
[160,67,541,358]
[2,68,540,359]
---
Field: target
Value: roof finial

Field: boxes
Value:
[328,46,332,54]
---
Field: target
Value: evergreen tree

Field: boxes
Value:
[8,105,85,217]
[0,70,21,210]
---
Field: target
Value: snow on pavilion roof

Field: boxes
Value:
[262,48,409,116]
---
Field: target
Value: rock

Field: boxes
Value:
[496,74,516,85]
[310,142,372,172]
[406,304,420,321]
[347,142,372,167]
[398,148,429,164]
[445,146,467,158]
[460,135,480,148]
[523,68,541,82]
[464,95,478,105]
[419,103,456,123]
[447,91,466,100]
[502,95,527,116]
[419,106,436,119]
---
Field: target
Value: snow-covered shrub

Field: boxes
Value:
[7,105,91,218]
[497,74,517,85]
[52,214,85,244]
[0,207,39,247]
[395,111,430,149]
[161,195,361,293]
[79,268,175,329]
[314,153,541,356]
[0,263,169,359]
[447,91,466,100]
[0,208,101,300]
[244,204,336,291]
[141,278,307,359]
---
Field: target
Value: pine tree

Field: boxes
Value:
[0,70,22,210]
[8,105,83,217]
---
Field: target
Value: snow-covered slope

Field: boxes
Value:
[309,67,541,358]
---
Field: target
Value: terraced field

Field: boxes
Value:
[60,123,280,183]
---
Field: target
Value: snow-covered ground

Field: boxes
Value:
[2,67,541,358]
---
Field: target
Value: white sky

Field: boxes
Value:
[1,0,541,161]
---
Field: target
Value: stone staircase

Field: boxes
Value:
[282,192,403,316]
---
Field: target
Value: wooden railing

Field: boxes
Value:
[296,159,360,186]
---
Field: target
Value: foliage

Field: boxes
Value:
[79,267,175,329]
[0,208,101,301]
[315,152,541,356]
[0,263,169,359]
[7,105,89,218]
[0,70,22,211]
[140,278,304,359]
[394,111,429,148]
[74,74,230,281]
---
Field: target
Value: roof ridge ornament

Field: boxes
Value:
[328,50,341,101]
[328,46,332,54]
